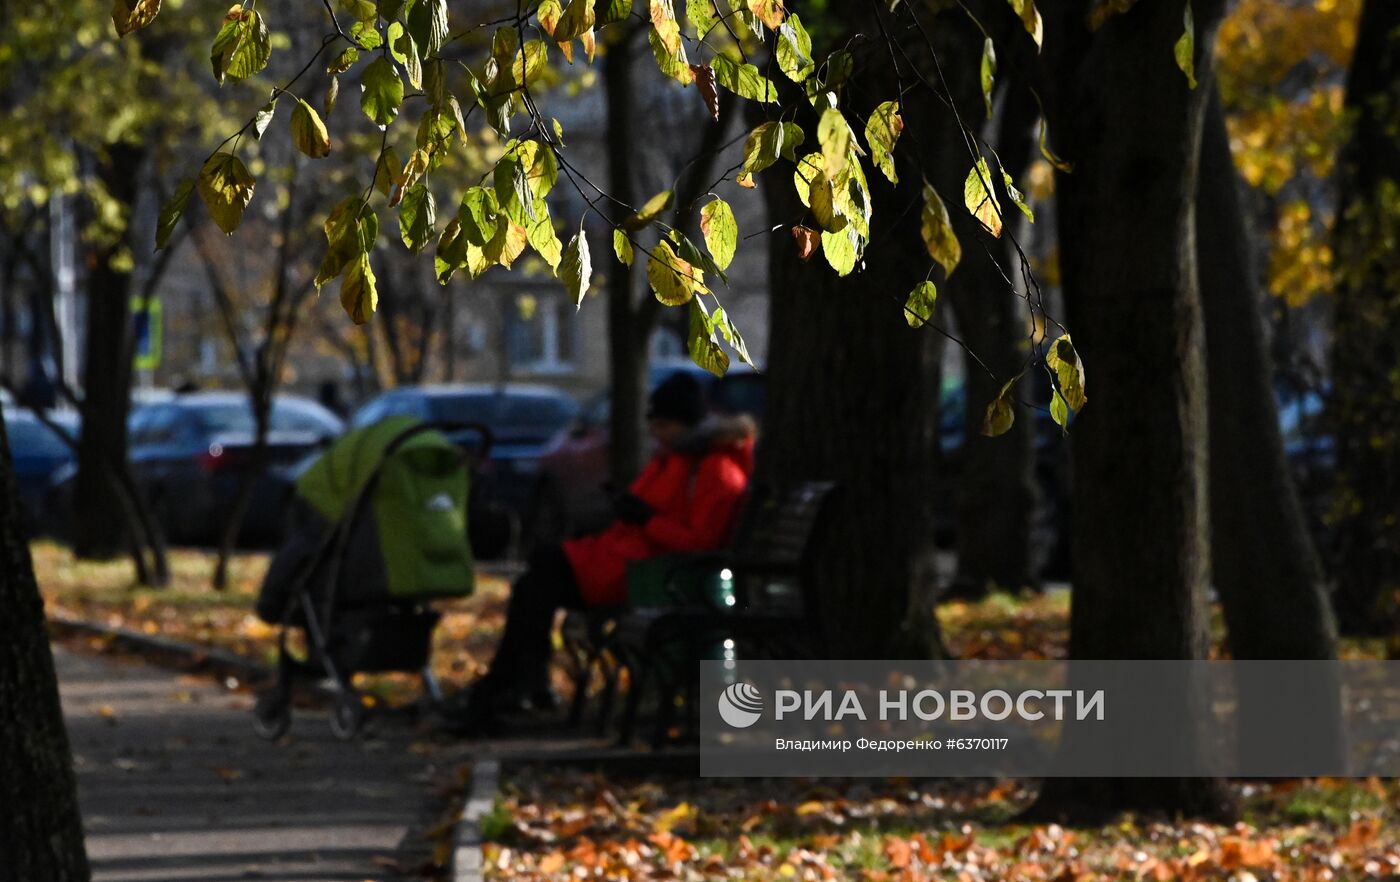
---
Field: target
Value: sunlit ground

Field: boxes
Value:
[37,542,1399,881]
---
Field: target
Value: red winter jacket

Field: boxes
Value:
[562,416,756,607]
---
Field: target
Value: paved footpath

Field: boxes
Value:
[56,645,454,882]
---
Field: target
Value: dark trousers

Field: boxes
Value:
[481,544,581,694]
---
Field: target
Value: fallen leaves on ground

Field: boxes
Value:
[34,541,514,703]
[485,770,1400,881]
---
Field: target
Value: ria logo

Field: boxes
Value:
[717,682,764,728]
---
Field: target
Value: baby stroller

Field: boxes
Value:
[252,416,486,740]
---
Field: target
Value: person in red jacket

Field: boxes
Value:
[461,372,755,717]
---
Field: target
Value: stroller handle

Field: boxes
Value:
[394,420,494,464]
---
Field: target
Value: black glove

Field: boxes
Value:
[614,492,654,525]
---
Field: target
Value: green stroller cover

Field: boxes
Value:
[294,415,474,600]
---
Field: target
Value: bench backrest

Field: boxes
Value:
[733,480,836,615]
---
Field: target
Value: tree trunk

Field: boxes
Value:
[1329,0,1400,634]
[73,143,142,559]
[1199,88,1339,659]
[755,25,944,655]
[1029,0,1235,819]
[0,409,91,882]
[605,27,648,489]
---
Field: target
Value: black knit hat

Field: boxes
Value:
[647,372,706,426]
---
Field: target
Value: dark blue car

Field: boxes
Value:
[5,408,79,531]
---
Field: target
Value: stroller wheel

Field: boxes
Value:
[329,691,364,741]
[252,691,292,741]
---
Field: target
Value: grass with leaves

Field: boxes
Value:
[485,769,1400,881]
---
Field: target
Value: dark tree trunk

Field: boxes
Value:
[73,143,143,559]
[605,27,648,489]
[1029,0,1235,819]
[755,17,944,655]
[757,189,940,657]
[1329,0,1400,634]
[1199,88,1339,660]
[0,409,91,882]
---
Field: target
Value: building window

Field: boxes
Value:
[506,291,578,374]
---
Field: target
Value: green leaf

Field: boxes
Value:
[112,0,162,37]
[210,9,270,85]
[687,0,718,36]
[155,178,195,251]
[341,252,378,325]
[351,18,383,49]
[435,217,468,283]
[374,147,404,197]
[1045,334,1087,411]
[560,224,592,307]
[776,14,814,82]
[746,0,784,29]
[1050,388,1069,433]
[415,0,450,56]
[458,187,500,247]
[981,376,1019,437]
[398,183,436,253]
[920,184,961,277]
[648,20,693,84]
[742,122,802,174]
[1175,0,1197,89]
[1006,0,1042,49]
[624,189,674,231]
[669,230,728,286]
[324,76,340,115]
[197,152,255,235]
[290,99,331,159]
[648,239,703,305]
[821,226,857,276]
[818,108,855,180]
[687,298,729,376]
[699,198,738,271]
[1002,168,1034,222]
[252,98,277,140]
[554,0,596,42]
[964,157,1003,237]
[805,169,846,233]
[711,54,777,103]
[527,207,563,271]
[980,38,996,118]
[390,25,423,90]
[710,305,752,366]
[864,101,902,185]
[601,0,634,25]
[361,56,405,127]
[904,280,937,328]
[482,218,528,268]
[613,229,634,266]
[327,46,360,74]
[317,198,377,287]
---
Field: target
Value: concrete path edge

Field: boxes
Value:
[452,758,500,882]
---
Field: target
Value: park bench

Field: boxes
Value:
[561,480,837,746]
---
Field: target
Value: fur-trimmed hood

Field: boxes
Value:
[671,414,757,475]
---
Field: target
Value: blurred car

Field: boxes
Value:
[347,384,580,535]
[526,362,765,546]
[5,407,79,531]
[53,391,343,546]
